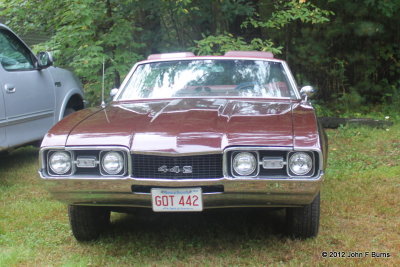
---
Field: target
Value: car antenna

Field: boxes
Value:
[101,57,106,108]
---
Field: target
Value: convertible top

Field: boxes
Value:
[147,51,274,60]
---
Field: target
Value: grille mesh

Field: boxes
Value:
[132,154,223,179]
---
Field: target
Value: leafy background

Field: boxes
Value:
[1,0,399,119]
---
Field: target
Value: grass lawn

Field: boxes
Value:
[0,124,399,266]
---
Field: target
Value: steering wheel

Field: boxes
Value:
[234,81,258,91]
[194,86,211,93]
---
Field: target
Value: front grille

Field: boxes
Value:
[132,154,223,179]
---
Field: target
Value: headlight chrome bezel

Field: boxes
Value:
[226,148,318,179]
[47,150,74,176]
[231,151,259,177]
[287,151,315,177]
[43,147,129,177]
[100,150,126,176]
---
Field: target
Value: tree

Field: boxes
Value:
[1,0,398,113]
[1,0,143,105]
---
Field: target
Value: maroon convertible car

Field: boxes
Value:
[39,51,328,241]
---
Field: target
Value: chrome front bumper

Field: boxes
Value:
[39,173,324,209]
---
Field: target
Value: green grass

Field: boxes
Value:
[1,125,399,266]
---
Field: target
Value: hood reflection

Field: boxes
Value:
[67,98,294,152]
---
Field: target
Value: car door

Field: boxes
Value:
[0,28,55,148]
[0,87,6,150]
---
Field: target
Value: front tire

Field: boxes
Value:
[286,192,320,239]
[68,205,110,241]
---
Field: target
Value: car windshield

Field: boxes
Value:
[117,59,297,100]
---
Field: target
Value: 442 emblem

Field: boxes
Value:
[158,165,193,174]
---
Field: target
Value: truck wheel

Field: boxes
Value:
[68,205,110,241]
[63,108,76,118]
[286,192,320,239]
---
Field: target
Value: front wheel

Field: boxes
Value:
[286,192,320,239]
[63,108,76,118]
[68,205,110,241]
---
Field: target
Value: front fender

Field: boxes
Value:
[57,90,84,121]
[47,67,84,122]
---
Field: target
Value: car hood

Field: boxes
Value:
[65,99,296,154]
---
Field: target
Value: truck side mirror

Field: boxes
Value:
[37,51,54,69]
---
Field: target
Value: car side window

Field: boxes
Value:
[0,29,35,71]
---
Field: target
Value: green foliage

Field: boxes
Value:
[244,0,333,29]
[312,103,335,117]
[192,33,282,56]
[0,0,398,114]
[0,0,144,106]
[290,0,400,108]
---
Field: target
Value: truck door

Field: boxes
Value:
[0,85,6,150]
[0,28,55,148]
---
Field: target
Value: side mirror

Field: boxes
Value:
[300,86,316,102]
[110,88,119,98]
[37,51,54,69]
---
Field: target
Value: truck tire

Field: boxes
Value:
[68,205,110,241]
[63,108,76,118]
[286,192,320,239]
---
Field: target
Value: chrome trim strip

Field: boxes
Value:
[39,172,324,207]
[281,61,301,99]
[132,150,223,157]
[5,110,54,127]
[40,171,324,182]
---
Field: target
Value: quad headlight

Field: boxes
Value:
[49,151,72,175]
[43,148,128,177]
[288,152,313,176]
[232,152,257,176]
[101,151,124,175]
[227,149,316,178]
